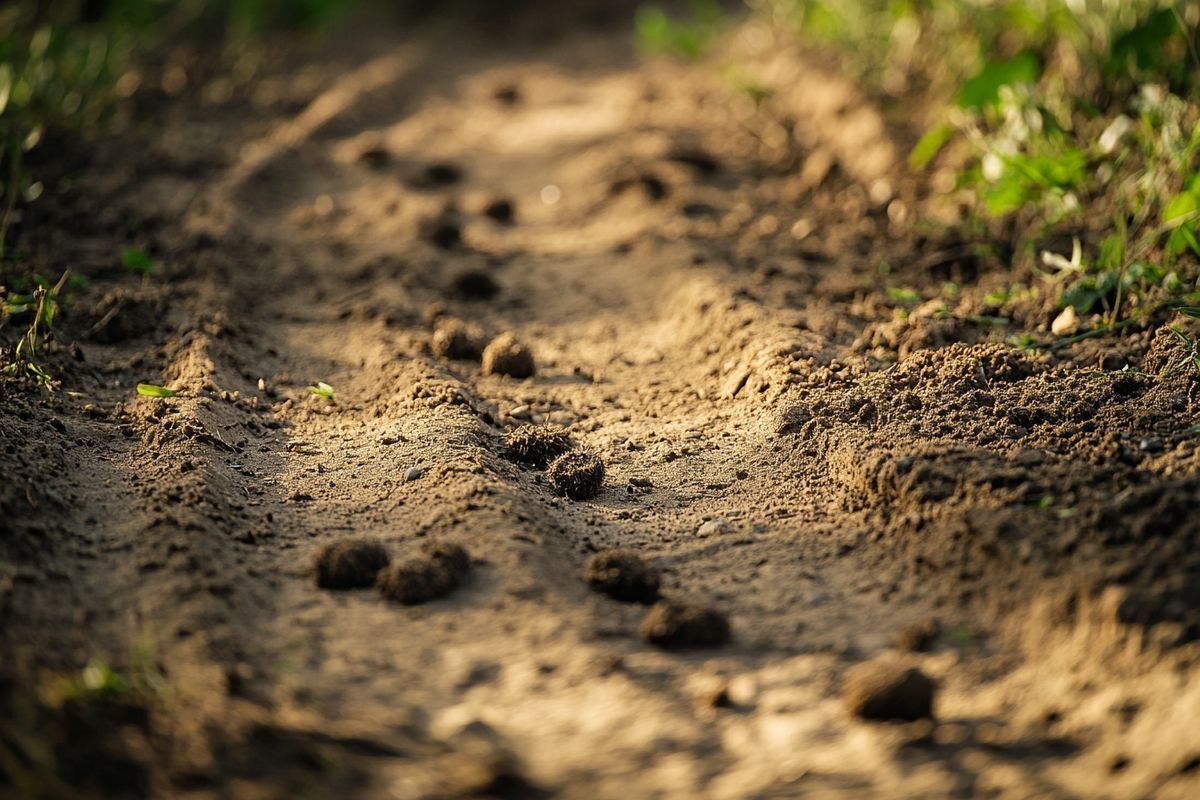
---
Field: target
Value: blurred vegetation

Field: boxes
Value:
[2,0,1198,360]
[642,0,1200,340]
[0,0,365,383]
[0,0,361,251]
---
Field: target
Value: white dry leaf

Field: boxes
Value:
[982,152,1004,182]
[1099,115,1133,155]
[1041,236,1083,273]
[1051,305,1079,337]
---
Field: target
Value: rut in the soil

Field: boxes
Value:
[3,8,1200,800]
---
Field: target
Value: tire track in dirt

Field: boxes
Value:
[5,8,1200,799]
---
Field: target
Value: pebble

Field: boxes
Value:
[1139,437,1162,453]
[697,519,733,537]
[405,466,423,482]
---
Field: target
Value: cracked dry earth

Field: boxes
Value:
[4,7,1200,800]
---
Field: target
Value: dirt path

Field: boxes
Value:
[4,6,1200,799]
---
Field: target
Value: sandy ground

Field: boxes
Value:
[3,4,1200,798]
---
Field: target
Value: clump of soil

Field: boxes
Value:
[452,269,500,300]
[547,450,604,499]
[640,600,730,648]
[842,659,936,722]
[420,215,462,249]
[378,541,471,605]
[483,198,515,223]
[432,318,486,361]
[505,424,573,467]
[896,618,941,653]
[313,538,391,589]
[584,549,660,603]
[409,162,463,188]
[481,332,535,378]
[421,540,471,574]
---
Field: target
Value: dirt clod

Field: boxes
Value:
[483,198,515,223]
[640,601,731,648]
[505,424,573,467]
[313,539,391,589]
[432,318,486,361]
[422,217,462,249]
[481,332,535,378]
[452,270,500,300]
[421,540,472,577]
[584,549,660,603]
[842,659,936,722]
[379,542,471,605]
[896,618,941,652]
[547,450,604,499]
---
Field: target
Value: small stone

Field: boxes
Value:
[640,601,731,648]
[842,658,936,722]
[481,333,535,378]
[405,466,422,482]
[1139,437,1162,453]
[508,404,532,419]
[313,539,390,589]
[1051,306,1079,336]
[547,450,604,500]
[505,425,573,468]
[584,549,660,603]
[697,519,733,537]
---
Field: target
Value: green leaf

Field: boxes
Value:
[122,247,155,274]
[307,381,335,401]
[1164,191,1200,256]
[886,286,922,305]
[1107,9,1183,81]
[955,53,1041,110]
[909,122,956,169]
[1062,271,1119,315]
[983,177,1029,216]
[0,64,11,116]
[137,383,177,397]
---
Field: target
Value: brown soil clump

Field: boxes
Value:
[640,601,730,648]
[432,319,486,361]
[483,198,515,223]
[481,332,535,378]
[584,549,660,603]
[547,450,605,499]
[421,540,472,575]
[379,541,471,605]
[505,424,573,467]
[452,269,500,300]
[842,659,936,722]
[313,539,391,589]
[896,618,941,652]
